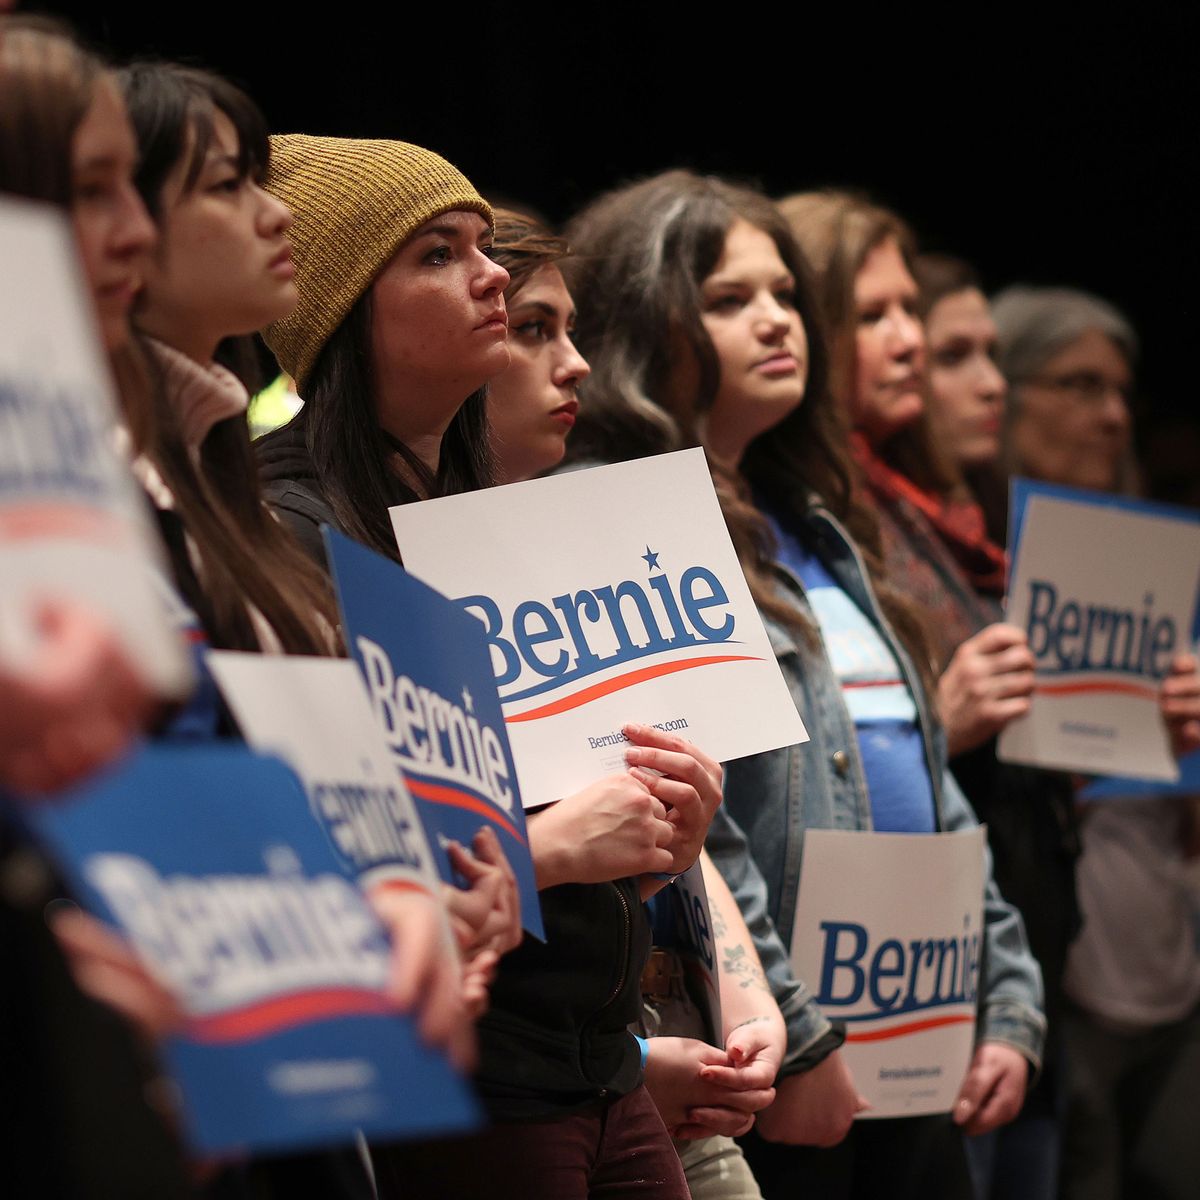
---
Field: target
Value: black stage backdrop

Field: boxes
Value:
[35,5,1199,502]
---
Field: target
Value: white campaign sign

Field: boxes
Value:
[0,198,190,696]
[390,450,808,808]
[791,828,986,1118]
[207,652,440,896]
[999,487,1200,782]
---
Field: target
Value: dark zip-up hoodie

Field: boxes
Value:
[256,425,649,1118]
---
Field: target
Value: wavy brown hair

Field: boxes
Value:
[563,170,935,692]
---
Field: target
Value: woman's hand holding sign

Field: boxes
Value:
[0,601,156,796]
[444,828,523,957]
[937,624,1036,758]
[527,771,675,888]
[623,723,724,874]
[368,884,475,1069]
[1160,652,1200,759]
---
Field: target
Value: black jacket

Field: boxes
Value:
[256,425,649,1118]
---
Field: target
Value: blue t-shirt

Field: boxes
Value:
[768,514,936,834]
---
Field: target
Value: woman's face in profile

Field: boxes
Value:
[70,77,155,352]
[851,236,926,444]
[487,264,590,485]
[136,110,298,353]
[697,218,809,469]
[369,209,511,442]
[1010,328,1132,491]
[925,287,1006,470]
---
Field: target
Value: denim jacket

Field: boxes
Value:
[705,502,1046,1075]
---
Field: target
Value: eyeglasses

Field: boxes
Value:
[1022,371,1133,407]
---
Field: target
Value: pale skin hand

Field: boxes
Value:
[644,1037,775,1139]
[754,1049,870,1147]
[952,1041,1028,1136]
[49,905,186,1044]
[526,771,675,889]
[644,854,787,1138]
[623,723,724,875]
[368,884,476,1068]
[1160,653,1200,759]
[442,827,523,957]
[0,602,157,796]
[938,623,1036,758]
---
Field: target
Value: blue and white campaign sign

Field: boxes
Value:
[647,862,723,1047]
[1000,479,1200,782]
[389,449,808,809]
[26,744,479,1155]
[0,198,190,697]
[790,828,986,1118]
[325,529,543,939]
[207,652,441,899]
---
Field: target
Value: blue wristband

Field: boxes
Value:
[633,1034,650,1069]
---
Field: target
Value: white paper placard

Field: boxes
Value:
[790,828,986,1118]
[0,197,190,696]
[207,652,440,896]
[1000,482,1200,782]
[390,450,808,808]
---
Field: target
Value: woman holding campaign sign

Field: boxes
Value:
[0,16,193,1198]
[778,197,1071,1200]
[0,16,158,795]
[565,169,1045,1200]
[990,285,1200,1200]
[488,207,789,1200]
[255,136,728,1199]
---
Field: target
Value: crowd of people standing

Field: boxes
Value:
[2,14,1198,1200]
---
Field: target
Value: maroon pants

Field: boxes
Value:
[375,1084,689,1199]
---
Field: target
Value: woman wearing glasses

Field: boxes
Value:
[991,285,1200,1200]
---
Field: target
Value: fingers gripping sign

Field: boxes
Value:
[1161,652,1200,759]
[622,723,723,875]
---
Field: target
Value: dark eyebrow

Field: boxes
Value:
[75,153,122,172]
[512,300,559,319]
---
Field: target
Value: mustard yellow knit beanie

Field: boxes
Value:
[262,134,492,391]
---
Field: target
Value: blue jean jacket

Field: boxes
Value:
[705,503,1046,1074]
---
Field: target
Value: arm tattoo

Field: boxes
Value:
[722,942,770,991]
[707,893,729,941]
[729,1015,770,1033]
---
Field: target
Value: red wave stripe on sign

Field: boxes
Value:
[504,655,761,724]
[366,878,434,899]
[187,986,393,1043]
[0,503,127,544]
[405,778,525,845]
[1034,679,1159,701]
[844,1014,975,1043]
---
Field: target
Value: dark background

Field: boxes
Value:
[38,5,1199,498]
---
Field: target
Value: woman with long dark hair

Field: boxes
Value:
[563,169,1045,1200]
[256,138,724,1199]
[488,206,788,1200]
[0,18,189,1198]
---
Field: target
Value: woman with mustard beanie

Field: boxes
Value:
[256,136,713,1199]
